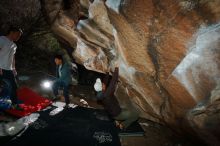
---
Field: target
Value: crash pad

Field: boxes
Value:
[6,87,52,117]
[4,106,121,146]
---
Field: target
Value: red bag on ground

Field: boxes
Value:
[6,87,52,117]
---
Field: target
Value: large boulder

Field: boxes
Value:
[1,0,220,144]
[41,0,220,144]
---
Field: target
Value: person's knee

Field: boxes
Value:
[52,81,59,88]
[63,84,69,90]
[52,84,56,91]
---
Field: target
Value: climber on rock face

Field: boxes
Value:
[94,66,139,129]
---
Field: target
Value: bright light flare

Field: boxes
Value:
[41,80,52,89]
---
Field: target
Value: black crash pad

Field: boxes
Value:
[2,106,121,146]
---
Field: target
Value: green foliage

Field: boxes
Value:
[16,25,63,74]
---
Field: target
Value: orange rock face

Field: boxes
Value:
[41,0,220,141]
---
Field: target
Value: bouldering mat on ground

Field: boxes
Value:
[3,106,121,146]
[6,87,52,117]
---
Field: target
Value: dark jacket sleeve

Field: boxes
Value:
[55,66,59,78]
[104,67,119,97]
[56,63,72,85]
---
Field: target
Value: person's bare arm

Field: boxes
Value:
[12,55,16,69]
[102,72,109,91]
[104,67,119,97]
[12,55,17,76]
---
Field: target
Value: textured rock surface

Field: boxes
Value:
[3,0,218,144]
[188,99,220,145]
[41,0,220,123]
[0,0,41,35]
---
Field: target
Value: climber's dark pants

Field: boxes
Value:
[0,69,18,104]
